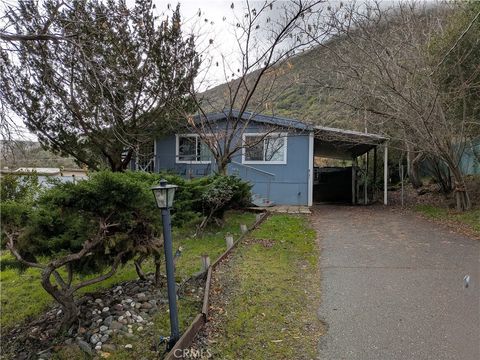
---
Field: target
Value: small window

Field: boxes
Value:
[176,134,211,163]
[243,133,287,164]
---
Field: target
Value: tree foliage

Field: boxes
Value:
[0,170,251,330]
[1,171,163,330]
[0,0,199,171]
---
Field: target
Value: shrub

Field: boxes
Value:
[1,171,163,330]
[0,173,41,203]
[200,175,251,228]
[1,171,251,330]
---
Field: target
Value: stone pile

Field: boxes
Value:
[70,279,167,355]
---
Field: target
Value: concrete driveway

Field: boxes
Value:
[312,205,480,360]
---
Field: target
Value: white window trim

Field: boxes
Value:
[175,134,212,164]
[242,132,288,165]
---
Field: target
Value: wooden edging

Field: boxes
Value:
[165,314,205,360]
[164,211,269,360]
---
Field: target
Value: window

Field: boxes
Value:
[243,133,287,164]
[176,134,211,163]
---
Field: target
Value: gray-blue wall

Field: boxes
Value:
[154,122,311,205]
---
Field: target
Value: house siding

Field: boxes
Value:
[153,121,311,205]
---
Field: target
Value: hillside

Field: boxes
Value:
[199,4,456,134]
[0,140,79,169]
[200,41,354,129]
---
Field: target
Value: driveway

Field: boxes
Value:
[312,205,480,360]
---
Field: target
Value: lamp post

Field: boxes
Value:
[151,179,180,349]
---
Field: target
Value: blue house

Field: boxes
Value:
[134,111,389,206]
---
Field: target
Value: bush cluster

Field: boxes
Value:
[1,171,252,262]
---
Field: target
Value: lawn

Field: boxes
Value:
[415,205,480,236]
[205,214,323,359]
[0,211,256,357]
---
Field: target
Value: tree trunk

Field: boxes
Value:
[41,266,79,332]
[449,166,471,211]
[134,254,147,281]
[217,158,228,175]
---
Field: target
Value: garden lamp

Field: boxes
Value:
[151,179,179,349]
[151,179,177,209]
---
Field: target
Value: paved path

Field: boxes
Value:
[312,206,480,360]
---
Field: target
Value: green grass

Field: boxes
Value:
[0,211,256,332]
[416,205,480,234]
[208,214,322,360]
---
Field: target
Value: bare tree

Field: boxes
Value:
[319,1,479,210]
[178,0,331,174]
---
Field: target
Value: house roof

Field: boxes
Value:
[195,110,312,131]
[195,110,387,159]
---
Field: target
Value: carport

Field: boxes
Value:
[309,126,388,205]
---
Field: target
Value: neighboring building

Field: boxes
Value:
[0,167,88,187]
[133,111,389,206]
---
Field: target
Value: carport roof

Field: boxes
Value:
[194,110,388,158]
[313,125,387,159]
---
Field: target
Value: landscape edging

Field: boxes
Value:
[164,211,269,359]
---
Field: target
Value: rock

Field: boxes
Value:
[125,311,132,317]
[101,334,109,343]
[136,293,146,301]
[95,345,102,351]
[83,320,93,328]
[140,302,152,310]
[148,308,157,315]
[109,321,123,331]
[64,338,73,345]
[77,340,93,355]
[99,325,108,332]
[96,318,103,324]
[78,327,87,335]
[102,344,117,352]
[112,304,123,312]
[90,333,101,345]
[56,309,63,316]
[136,316,144,323]
[103,316,113,327]
[102,307,110,313]
[124,344,133,349]
[95,299,103,304]
[148,300,157,306]
[130,302,136,308]
[137,326,143,332]
[124,298,133,304]
[135,303,142,309]
[113,286,122,292]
